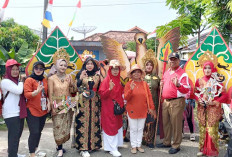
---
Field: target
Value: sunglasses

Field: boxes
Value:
[34,67,44,71]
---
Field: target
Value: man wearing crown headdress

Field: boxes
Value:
[47,48,77,157]
[194,50,228,156]
[156,52,190,154]
[141,49,161,148]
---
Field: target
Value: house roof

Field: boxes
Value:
[79,26,148,45]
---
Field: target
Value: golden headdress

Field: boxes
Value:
[198,50,218,68]
[81,50,96,62]
[52,48,70,65]
[141,49,158,69]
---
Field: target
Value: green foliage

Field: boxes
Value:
[156,0,208,46]
[0,18,39,52]
[202,0,232,43]
[126,41,136,52]
[126,38,159,55]
[0,42,35,67]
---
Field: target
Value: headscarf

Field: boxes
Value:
[29,61,45,81]
[99,66,124,107]
[76,57,99,80]
[4,65,19,84]
[48,59,67,77]
[203,61,217,80]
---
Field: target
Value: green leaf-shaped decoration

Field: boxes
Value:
[26,26,83,78]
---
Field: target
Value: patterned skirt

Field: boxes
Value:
[52,110,73,146]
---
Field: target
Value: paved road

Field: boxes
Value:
[0,122,227,157]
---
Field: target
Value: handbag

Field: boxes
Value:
[143,81,156,124]
[113,99,125,115]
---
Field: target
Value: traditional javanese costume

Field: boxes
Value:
[141,50,161,145]
[75,57,102,151]
[48,50,77,147]
[195,60,228,156]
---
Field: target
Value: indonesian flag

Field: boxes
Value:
[0,0,10,22]
[147,29,157,39]
[42,0,53,28]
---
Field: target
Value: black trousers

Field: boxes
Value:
[4,116,24,157]
[26,109,47,153]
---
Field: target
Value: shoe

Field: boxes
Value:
[147,143,154,149]
[109,150,121,157]
[190,133,196,141]
[130,148,137,154]
[156,143,171,148]
[57,149,63,157]
[17,154,26,157]
[80,151,90,157]
[168,148,180,154]
[197,152,203,156]
[56,148,66,153]
[137,147,145,153]
[124,137,130,142]
[37,152,47,157]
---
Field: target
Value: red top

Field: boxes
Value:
[124,80,155,119]
[99,67,124,136]
[162,66,190,99]
[24,77,48,117]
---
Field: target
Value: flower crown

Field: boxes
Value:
[198,50,218,68]
[52,48,70,65]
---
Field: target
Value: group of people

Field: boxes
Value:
[0,47,231,157]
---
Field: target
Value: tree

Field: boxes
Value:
[0,42,34,67]
[156,0,208,46]
[0,18,39,52]
[126,38,159,55]
[202,0,232,43]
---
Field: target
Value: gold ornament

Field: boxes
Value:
[142,49,158,69]
[81,50,96,62]
[198,50,218,68]
[52,48,70,65]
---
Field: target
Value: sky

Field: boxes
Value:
[0,0,178,40]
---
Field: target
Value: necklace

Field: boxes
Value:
[56,73,66,83]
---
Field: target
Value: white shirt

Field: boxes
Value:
[1,79,23,119]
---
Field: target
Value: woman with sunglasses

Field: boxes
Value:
[24,61,50,157]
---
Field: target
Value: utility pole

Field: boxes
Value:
[42,0,48,43]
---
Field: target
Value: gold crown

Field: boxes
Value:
[52,48,70,65]
[198,50,218,68]
[142,49,158,69]
[81,50,96,62]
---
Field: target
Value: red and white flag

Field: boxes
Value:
[147,29,157,39]
[0,0,10,22]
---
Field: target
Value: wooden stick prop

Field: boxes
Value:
[154,41,173,147]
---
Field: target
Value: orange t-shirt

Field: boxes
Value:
[24,77,48,117]
[124,80,155,119]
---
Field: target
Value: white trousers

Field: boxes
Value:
[128,115,146,148]
[103,127,123,151]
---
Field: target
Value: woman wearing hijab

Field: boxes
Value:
[75,57,102,157]
[99,60,124,157]
[1,59,26,157]
[24,61,49,157]
[48,49,76,157]
[141,50,160,148]
[195,51,228,156]
[124,64,156,154]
